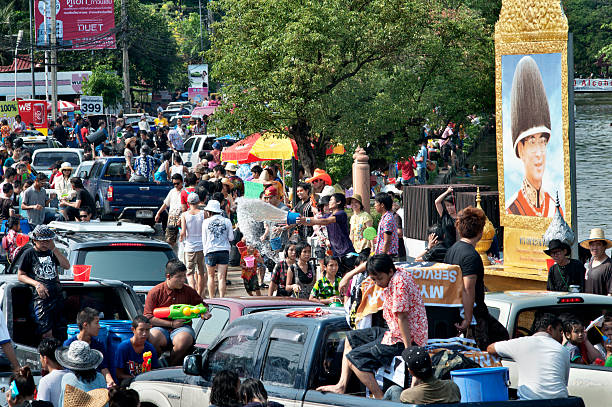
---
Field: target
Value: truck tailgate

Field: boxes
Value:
[107,182,171,207]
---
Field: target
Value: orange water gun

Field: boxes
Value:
[153,303,208,320]
[142,351,152,372]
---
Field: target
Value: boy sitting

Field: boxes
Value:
[64,307,114,387]
[115,315,159,383]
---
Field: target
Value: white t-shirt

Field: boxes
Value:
[164,188,185,216]
[494,333,570,400]
[201,214,234,255]
[38,369,69,407]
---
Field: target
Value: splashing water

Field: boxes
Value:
[236,198,290,260]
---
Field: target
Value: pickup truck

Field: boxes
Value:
[131,308,584,407]
[485,291,612,407]
[80,157,172,225]
[0,275,143,371]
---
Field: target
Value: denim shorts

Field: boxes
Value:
[151,325,196,343]
[205,250,230,266]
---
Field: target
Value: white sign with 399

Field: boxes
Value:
[80,96,103,115]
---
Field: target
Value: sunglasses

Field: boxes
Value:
[173,182,182,186]
[79,215,89,219]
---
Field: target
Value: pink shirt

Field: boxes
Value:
[382,270,428,346]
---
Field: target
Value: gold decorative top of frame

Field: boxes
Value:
[495,0,568,42]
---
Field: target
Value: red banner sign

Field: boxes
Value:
[18,100,48,130]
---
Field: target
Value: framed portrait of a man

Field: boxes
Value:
[502,53,564,218]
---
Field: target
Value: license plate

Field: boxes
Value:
[136,210,153,218]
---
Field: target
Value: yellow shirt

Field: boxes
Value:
[350,211,373,253]
[154,117,169,127]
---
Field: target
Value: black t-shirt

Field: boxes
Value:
[439,210,457,247]
[19,247,62,293]
[77,189,96,215]
[293,199,313,241]
[547,258,585,292]
[0,197,13,220]
[52,125,67,146]
[444,240,485,311]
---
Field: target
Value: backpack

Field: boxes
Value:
[430,349,481,380]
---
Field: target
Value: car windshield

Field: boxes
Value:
[34,152,80,168]
[78,246,174,282]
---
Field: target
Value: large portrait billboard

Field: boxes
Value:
[502,53,564,218]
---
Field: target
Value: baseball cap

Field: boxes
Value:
[264,186,278,197]
[187,192,200,204]
[401,346,432,377]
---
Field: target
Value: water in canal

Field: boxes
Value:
[454,92,612,241]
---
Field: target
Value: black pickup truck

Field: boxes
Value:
[130,308,584,407]
[0,275,143,371]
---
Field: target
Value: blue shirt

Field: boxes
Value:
[115,339,159,377]
[64,336,109,371]
[417,145,428,169]
[133,155,157,180]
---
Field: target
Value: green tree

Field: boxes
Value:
[208,0,494,173]
[81,64,124,107]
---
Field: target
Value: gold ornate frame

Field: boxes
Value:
[495,0,571,232]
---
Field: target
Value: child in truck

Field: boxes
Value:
[64,307,115,387]
[562,319,600,364]
[115,315,159,384]
[593,313,612,363]
[310,256,342,305]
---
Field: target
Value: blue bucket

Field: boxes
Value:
[101,320,133,378]
[450,367,509,402]
[0,219,30,234]
[66,324,109,347]
[270,237,282,251]
[286,212,300,225]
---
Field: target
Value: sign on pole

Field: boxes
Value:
[80,95,103,115]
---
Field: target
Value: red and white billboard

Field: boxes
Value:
[35,0,116,50]
[18,100,48,130]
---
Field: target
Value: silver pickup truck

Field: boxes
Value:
[130,306,585,407]
[485,291,612,407]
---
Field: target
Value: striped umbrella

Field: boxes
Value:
[221,132,298,164]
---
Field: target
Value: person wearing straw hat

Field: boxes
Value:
[202,200,234,298]
[225,162,238,176]
[61,386,109,407]
[348,193,373,256]
[18,225,70,339]
[506,56,557,218]
[57,341,107,406]
[545,239,585,292]
[51,162,74,202]
[581,228,612,296]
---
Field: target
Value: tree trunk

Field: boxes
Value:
[289,119,316,177]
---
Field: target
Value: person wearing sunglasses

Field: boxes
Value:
[78,207,93,222]
[155,174,188,248]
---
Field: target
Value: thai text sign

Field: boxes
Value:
[35,0,116,50]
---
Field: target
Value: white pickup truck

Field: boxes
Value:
[485,291,612,407]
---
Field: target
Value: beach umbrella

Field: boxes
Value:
[221,132,298,164]
[47,100,78,112]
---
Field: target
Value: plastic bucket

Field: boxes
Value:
[73,265,92,282]
[270,237,282,251]
[451,367,509,402]
[0,219,30,234]
[286,212,300,225]
[66,324,109,345]
[244,256,255,268]
[236,241,247,256]
[102,320,134,379]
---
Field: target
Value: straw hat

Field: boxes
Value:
[580,228,612,250]
[55,340,103,370]
[60,162,73,171]
[221,178,234,189]
[63,385,109,407]
[225,162,238,172]
[511,56,551,158]
[347,193,365,209]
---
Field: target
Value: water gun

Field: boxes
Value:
[153,303,208,320]
[142,351,152,372]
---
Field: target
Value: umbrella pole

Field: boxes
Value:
[282,160,287,205]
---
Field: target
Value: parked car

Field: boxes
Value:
[180,135,235,167]
[131,308,585,407]
[3,221,176,294]
[31,148,84,177]
[80,157,172,225]
[123,113,157,133]
[0,274,143,371]
[192,297,320,349]
[17,134,63,151]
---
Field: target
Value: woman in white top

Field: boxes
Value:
[180,193,206,297]
[201,200,234,298]
[138,115,150,132]
[170,153,187,178]
[51,162,75,201]
[124,137,137,179]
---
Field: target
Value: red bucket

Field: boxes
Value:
[545,258,555,271]
[73,265,92,282]
[236,241,247,256]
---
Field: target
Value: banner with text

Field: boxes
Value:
[0,102,19,128]
[18,100,48,130]
[396,262,463,306]
[574,78,612,92]
[35,0,116,50]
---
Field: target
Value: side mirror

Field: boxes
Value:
[183,354,202,376]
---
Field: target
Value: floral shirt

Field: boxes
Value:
[133,155,157,180]
[382,270,428,346]
[271,261,291,295]
[375,211,398,256]
[311,275,341,300]
[350,211,373,253]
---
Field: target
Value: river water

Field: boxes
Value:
[454,92,612,241]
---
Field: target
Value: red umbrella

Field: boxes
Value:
[221,132,298,164]
[46,100,78,112]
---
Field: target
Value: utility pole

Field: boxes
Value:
[29,0,35,98]
[50,0,57,120]
[121,0,131,113]
[14,30,23,101]
[198,0,204,57]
